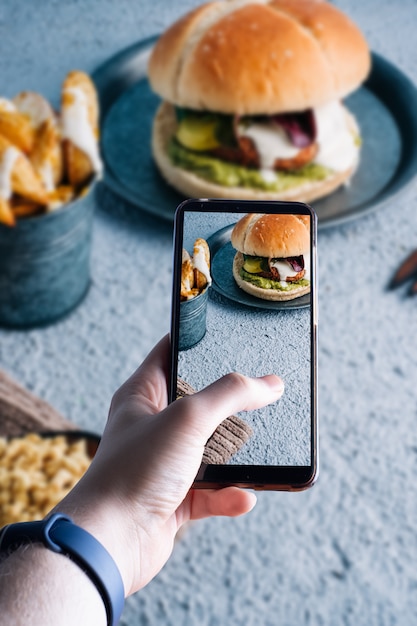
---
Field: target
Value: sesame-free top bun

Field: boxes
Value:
[231,213,310,257]
[148,0,371,115]
[151,100,358,203]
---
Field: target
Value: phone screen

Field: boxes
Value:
[170,199,317,490]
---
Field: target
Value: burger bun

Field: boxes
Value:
[148,0,371,115]
[231,212,310,258]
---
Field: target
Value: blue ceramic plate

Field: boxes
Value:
[207,225,310,310]
[93,38,417,229]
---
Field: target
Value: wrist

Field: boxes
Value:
[0,514,125,626]
[54,486,138,595]
[0,538,108,626]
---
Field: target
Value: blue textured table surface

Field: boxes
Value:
[1,1,417,624]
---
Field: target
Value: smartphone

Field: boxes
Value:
[169,199,318,491]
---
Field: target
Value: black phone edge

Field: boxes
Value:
[169,198,318,492]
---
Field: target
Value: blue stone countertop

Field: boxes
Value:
[1,1,417,624]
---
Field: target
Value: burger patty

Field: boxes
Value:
[274,144,318,171]
[209,136,318,172]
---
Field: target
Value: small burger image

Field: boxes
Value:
[148,0,371,204]
[231,213,310,301]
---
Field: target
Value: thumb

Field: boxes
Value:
[168,372,284,443]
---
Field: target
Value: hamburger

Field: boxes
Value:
[231,213,310,301]
[148,0,371,203]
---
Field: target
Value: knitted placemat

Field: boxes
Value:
[0,369,77,436]
[176,378,253,464]
[0,369,253,464]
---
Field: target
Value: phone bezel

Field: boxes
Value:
[169,199,318,491]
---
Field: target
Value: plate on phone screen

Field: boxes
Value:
[93,38,417,229]
[207,225,311,310]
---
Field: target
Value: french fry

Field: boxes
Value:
[193,238,211,290]
[184,288,200,300]
[61,70,101,187]
[13,91,55,130]
[10,199,43,219]
[0,136,48,205]
[30,118,63,191]
[181,250,195,300]
[14,92,63,191]
[47,185,74,212]
[0,197,16,227]
[63,139,94,187]
[0,98,16,113]
[11,157,48,205]
[0,110,36,154]
[0,136,19,226]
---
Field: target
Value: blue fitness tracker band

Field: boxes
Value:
[0,513,125,626]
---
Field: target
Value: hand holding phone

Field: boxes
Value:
[170,199,318,491]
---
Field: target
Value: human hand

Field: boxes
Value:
[55,335,284,596]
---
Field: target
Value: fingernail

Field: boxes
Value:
[263,374,285,394]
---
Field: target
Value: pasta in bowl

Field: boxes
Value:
[0,431,100,525]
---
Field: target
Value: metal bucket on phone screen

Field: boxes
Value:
[178,286,209,351]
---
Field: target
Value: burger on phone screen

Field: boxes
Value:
[148,0,371,204]
[231,213,310,301]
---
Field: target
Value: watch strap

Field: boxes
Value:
[0,513,125,626]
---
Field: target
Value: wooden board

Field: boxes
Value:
[0,369,78,437]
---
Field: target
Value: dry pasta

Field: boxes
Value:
[0,433,93,526]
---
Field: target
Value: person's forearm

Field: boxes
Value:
[0,544,107,626]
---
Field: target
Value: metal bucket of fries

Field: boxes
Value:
[0,186,94,328]
[179,237,211,350]
[179,286,209,351]
[0,70,102,327]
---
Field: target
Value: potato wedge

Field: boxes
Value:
[0,110,36,154]
[63,139,95,188]
[0,98,16,113]
[181,251,194,299]
[11,158,48,205]
[30,118,63,191]
[10,199,42,219]
[193,238,211,290]
[61,70,102,187]
[13,91,55,129]
[0,136,48,205]
[0,197,16,227]
[47,185,74,212]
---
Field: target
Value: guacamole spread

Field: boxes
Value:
[168,139,333,192]
[240,269,310,292]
